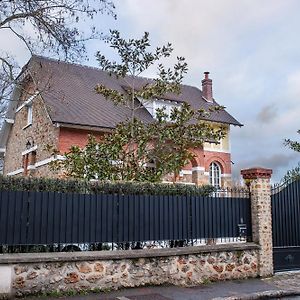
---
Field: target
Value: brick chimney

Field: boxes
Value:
[202,72,213,102]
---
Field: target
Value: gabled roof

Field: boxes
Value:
[23,55,243,128]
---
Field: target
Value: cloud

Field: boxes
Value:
[232,152,299,182]
[256,104,277,124]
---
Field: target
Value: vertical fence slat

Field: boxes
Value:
[82,195,91,243]
[198,196,204,239]
[133,195,139,242]
[154,196,160,241]
[162,195,167,240]
[6,191,17,245]
[15,191,26,245]
[0,191,9,244]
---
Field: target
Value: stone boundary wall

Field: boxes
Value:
[0,243,259,298]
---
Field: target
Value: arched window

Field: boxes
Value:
[209,162,221,188]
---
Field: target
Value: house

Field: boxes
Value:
[0,55,242,187]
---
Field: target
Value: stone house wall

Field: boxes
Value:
[0,244,259,298]
[3,81,60,177]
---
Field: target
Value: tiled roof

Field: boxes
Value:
[26,55,242,128]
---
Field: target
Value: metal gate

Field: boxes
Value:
[272,179,300,271]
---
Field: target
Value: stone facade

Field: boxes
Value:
[0,244,259,297]
[3,80,60,177]
[241,167,273,277]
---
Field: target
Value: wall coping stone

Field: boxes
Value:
[0,243,259,264]
[241,167,272,179]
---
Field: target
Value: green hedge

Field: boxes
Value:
[0,176,215,196]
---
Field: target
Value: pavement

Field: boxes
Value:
[24,272,300,300]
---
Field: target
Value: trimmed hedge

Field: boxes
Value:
[0,176,215,196]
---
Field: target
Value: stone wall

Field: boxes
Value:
[0,243,259,298]
[3,81,59,176]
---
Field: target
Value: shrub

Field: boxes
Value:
[0,175,215,196]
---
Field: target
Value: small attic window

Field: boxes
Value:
[141,98,181,121]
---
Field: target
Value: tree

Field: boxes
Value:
[0,0,115,117]
[285,130,300,153]
[281,163,300,183]
[52,31,226,182]
[282,130,300,183]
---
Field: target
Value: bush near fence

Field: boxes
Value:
[0,175,216,196]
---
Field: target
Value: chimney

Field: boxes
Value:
[202,71,213,102]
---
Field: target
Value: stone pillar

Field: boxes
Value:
[241,167,273,277]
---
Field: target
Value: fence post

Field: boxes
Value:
[241,167,273,277]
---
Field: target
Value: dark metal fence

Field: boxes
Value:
[0,188,251,252]
[272,179,300,271]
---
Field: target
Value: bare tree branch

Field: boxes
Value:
[0,0,116,124]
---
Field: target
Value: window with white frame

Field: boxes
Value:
[26,104,33,126]
[153,100,180,121]
[140,98,181,121]
[209,161,221,188]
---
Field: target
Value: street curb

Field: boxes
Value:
[212,289,300,300]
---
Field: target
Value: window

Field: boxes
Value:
[23,154,29,176]
[22,150,37,176]
[140,97,180,122]
[153,99,180,121]
[26,105,33,126]
[209,161,221,188]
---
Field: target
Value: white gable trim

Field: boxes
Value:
[7,168,24,176]
[6,155,65,176]
[16,91,39,112]
[34,155,65,168]
[22,145,38,156]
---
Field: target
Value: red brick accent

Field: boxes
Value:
[189,147,205,167]
[202,72,213,102]
[241,167,272,179]
[204,151,231,174]
[58,128,103,153]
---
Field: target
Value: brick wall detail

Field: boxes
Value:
[58,127,104,154]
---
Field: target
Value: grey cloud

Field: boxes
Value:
[256,104,277,124]
[232,152,299,182]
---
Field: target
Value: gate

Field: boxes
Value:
[272,179,300,271]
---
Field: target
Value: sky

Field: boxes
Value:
[1,0,300,183]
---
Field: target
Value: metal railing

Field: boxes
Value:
[0,187,251,253]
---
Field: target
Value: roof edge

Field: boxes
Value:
[56,122,114,133]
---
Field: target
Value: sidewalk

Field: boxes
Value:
[22,272,300,300]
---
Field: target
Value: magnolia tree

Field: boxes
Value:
[0,0,115,118]
[285,130,300,153]
[52,31,226,182]
[282,130,300,182]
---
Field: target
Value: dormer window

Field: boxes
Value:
[141,98,181,121]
